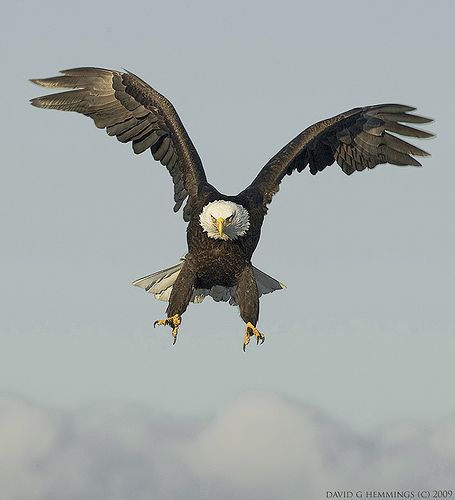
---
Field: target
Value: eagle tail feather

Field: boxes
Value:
[132,257,285,304]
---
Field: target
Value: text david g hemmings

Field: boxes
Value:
[326,490,453,499]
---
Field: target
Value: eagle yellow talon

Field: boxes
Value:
[153,314,181,344]
[243,322,265,351]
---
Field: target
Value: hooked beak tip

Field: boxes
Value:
[216,217,225,237]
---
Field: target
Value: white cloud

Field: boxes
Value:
[0,393,454,500]
[0,397,56,499]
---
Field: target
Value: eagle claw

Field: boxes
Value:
[243,322,265,351]
[153,314,181,345]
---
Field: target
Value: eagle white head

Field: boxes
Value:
[199,200,250,241]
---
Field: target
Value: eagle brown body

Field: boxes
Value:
[174,189,266,330]
[30,67,433,349]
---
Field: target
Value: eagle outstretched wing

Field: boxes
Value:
[241,104,433,211]
[30,67,208,221]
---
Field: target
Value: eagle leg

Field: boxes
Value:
[154,314,181,345]
[243,322,265,351]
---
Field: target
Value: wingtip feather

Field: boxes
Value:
[29,96,44,108]
[29,78,49,87]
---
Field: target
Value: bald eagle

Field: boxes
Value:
[30,67,433,350]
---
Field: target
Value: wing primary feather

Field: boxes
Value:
[59,67,114,76]
[370,104,416,113]
[383,132,430,157]
[385,149,422,166]
[384,121,434,139]
[376,112,434,124]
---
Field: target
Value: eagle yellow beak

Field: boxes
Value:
[216,217,225,237]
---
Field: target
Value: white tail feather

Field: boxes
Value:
[132,256,286,305]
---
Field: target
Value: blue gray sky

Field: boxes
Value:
[1,0,454,497]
